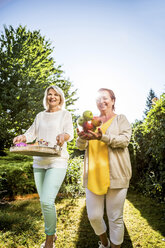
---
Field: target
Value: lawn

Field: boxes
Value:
[0,191,165,248]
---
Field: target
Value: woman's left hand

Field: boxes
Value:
[56,134,65,147]
[77,128,102,140]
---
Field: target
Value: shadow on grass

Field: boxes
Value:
[76,204,133,248]
[127,190,165,237]
[0,199,42,235]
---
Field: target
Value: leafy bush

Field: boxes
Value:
[0,157,36,198]
[130,94,165,202]
[0,152,84,199]
[60,156,85,196]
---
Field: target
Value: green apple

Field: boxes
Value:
[77,116,85,126]
[83,110,93,121]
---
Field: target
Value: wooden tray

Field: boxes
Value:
[10,145,61,157]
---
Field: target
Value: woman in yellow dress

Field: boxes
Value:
[77,88,132,248]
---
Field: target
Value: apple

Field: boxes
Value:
[83,121,95,132]
[83,110,93,121]
[91,116,102,127]
[77,116,85,126]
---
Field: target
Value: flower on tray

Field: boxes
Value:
[38,139,49,147]
[15,142,27,147]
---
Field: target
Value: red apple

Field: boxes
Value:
[91,116,102,127]
[83,121,95,132]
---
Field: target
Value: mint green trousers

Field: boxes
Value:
[33,167,66,235]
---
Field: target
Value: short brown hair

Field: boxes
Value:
[98,88,116,110]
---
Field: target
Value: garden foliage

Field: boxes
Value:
[130,93,165,202]
[59,156,84,196]
[0,152,84,199]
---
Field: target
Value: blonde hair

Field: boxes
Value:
[43,85,65,110]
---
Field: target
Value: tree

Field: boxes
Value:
[0,25,77,152]
[130,93,165,201]
[144,88,157,116]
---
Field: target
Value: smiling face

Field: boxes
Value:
[47,88,61,109]
[96,90,115,113]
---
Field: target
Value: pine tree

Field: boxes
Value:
[144,89,157,116]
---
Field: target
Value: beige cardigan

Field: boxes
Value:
[76,114,132,189]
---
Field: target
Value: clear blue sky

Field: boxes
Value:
[0,0,165,123]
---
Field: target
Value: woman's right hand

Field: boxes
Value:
[13,135,26,144]
[77,128,89,140]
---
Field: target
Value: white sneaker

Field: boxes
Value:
[98,238,110,248]
[40,242,45,248]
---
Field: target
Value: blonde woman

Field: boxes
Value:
[13,85,74,248]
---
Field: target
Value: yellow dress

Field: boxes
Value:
[87,116,115,195]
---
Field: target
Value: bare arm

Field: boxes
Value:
[56,133,70,147]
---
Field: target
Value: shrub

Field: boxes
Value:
[60,156,85,196]
[0,152,84,199]
[130,94,165,202]
[0,161,36,198]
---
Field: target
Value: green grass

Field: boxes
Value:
[0,191,165,248]
[124,192,165,248]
